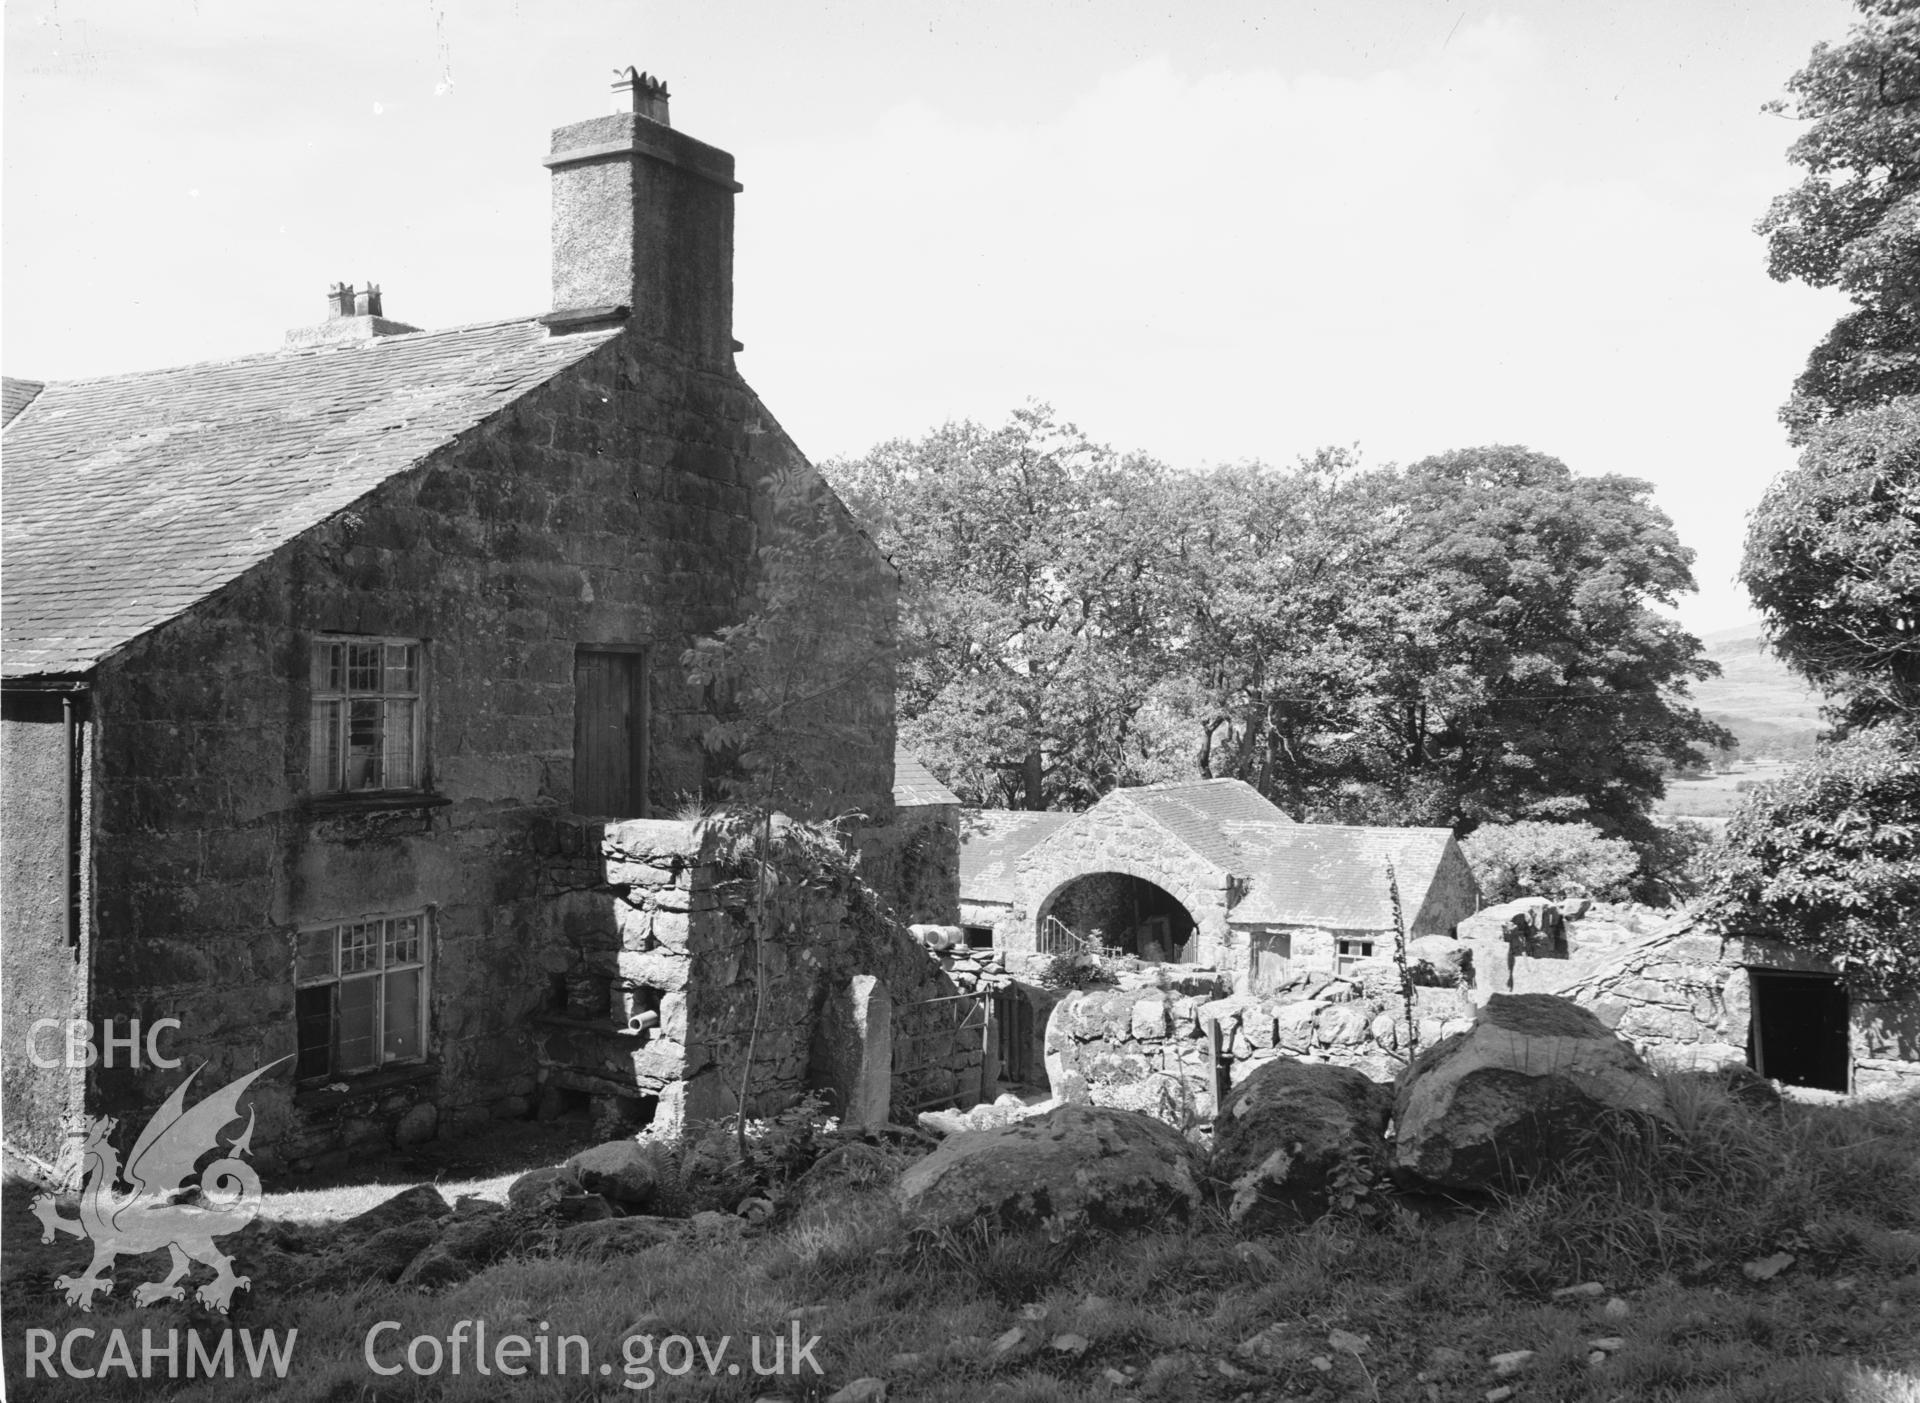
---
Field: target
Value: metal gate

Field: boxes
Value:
[893,988,991,1113]
[990,986,1035,1087]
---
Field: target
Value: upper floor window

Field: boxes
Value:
[311,637,422,792]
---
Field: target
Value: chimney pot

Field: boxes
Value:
[611,64,671,125]
[547,70,735,360]
[287,282,418,348]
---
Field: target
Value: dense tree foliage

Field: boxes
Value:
[1463,818,1717,906]
[1741,398,1920,723]
[1703,722,1920,986]
[1710,2,1920,973]
[828,415,1725,844]
[1460,821,1641,904]
[1332,448,1726,840]
[1757,0,1920,436]
[828,406,1177,809]
[1164,449,1394,817]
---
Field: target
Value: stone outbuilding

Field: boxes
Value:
[959,778,1479,991]
[1459,899,1919,1098]
[0,69,967,1178]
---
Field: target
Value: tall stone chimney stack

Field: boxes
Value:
[544,67,739,361]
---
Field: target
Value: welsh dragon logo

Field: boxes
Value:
[31,1058,289,1313]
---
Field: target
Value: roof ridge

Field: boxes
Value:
[1124,776,1253,792]
[11,314,568,389]
[1281,822,1456,835]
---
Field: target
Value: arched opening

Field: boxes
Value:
[1039,873,1198,963]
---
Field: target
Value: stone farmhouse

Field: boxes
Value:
[958,778,1480,992]
[0,70,977,1178]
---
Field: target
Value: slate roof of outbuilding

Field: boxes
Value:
[0,319,620,680]
[1226,823,1459,929]
[957,778,1463,931]
[893,747,961,808]
[1106,778,1295,872]
[958,810,1076,905]
[2,377,45,427]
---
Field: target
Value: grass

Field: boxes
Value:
[4,1077,1917,1401]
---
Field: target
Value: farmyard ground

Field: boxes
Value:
[4,1084,1918,1403]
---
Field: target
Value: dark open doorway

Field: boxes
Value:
[1041,873,1197,962]
[1748,970,1851,1092]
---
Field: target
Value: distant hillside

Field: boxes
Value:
[1686,625,1827,757]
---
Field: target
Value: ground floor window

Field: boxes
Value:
[295,912,428,1078]
[1335,938,1376,976]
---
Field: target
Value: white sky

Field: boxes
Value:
[3,0,1861,633]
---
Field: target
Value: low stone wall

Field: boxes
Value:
[1556,927,1920,1098]
[1044,978,1476,1121]
[1017,896,1920,1115]
[540,818,983,1132]
[1459,900,1920,1098]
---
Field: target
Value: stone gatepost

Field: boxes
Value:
[818,974,892,1127]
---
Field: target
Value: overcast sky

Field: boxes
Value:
[3,0,1863,634]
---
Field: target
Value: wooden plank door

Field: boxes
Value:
[573,648,649,818]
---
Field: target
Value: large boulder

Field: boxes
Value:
[894,1103,1202,1233]
[1212,1059,1392,1227]
[337,1184,451,1236]
[1392,994,1676,1192]
[565,1139,659,1210]
[506,1163,585,1210]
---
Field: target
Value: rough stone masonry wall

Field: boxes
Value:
[558,818,981,1130]
[0,695,91,1168]
[1045,969,1477,1122]
[1456,899,1920,1097]
[1009,803,1232,962]
[1556,925,1920,1098]
[75,331,897,1170]
[856,801,961,926]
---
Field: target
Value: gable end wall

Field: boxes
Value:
[76,332,896,1169]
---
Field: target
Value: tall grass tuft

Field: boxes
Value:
[1487,1071,1920,1287]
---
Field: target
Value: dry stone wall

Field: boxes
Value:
[856,801,961,926]
[1025,895,1920,1117]
[1458,901,1920,1097]
[547,818,982,1131]
[1045,975,1476,1123]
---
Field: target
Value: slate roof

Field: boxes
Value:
[956,777,1461,932]
[893,747,961,808]
[958,810,1075,905]
[2,378,45,427]
[1,319,621,680]
[1108,778,1294,872]
[1227,823,1459,929]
